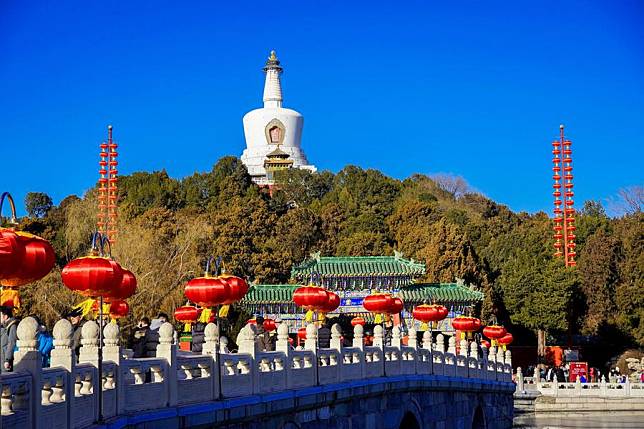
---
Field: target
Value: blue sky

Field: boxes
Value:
[1,1,642,215]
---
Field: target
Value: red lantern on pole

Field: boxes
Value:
[0,229,24,279]
[109,300,129,319]
[363,293,394,313]
[185,276,231,308]
[106,269,137,302]
[351,317,366,327]
[483,325,507,341]
[174,306,201,323]
[62,256,123,298]
[1,231,55,287]
[220,273,249,304]
[498,333,513,350]
[452,316,481,339]
[293,285,329,310]
[319,291,340,313]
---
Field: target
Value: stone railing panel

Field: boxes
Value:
[119,358,168,412]
[384,346,402,376]
[220,352,253,398]
[71,364,98,429]
[41,367,68,428]
[364,346,384,378]
[443,352,456,377]
[0,371,32,428]
[100,361,118,420]
[340,347,364,381]
[432,350,444,376]
[415,348,432,375]
[176,354,214,405]
[399,346,416,375]
[317,349,340,385]
[288,349,316,389]
[254,351,287,394]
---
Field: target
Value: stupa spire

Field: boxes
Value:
[263,50,283,108]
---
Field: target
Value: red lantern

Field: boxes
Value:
[363,293,394,313]
[174,306,201,323]
[481,340,491,349]
[185,276,231,308]
[412,304,448,323]
[109,300,129,319]
[320,291,340,313]
[1,231,55,287]
[293,285,328,310]
[297,327,307,340]
[451,316,481,333]
[106,269,137,302]
[220,274,249,304]
[263,319,277,332]
[388,297,404,314]
[61,256,123,298]
[483,325,507,340]
[351,317,366,326]
[0,229,24,278]
[498,333,514,346]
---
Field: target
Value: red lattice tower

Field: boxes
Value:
[97,125,118,244]
[552,124,576,267]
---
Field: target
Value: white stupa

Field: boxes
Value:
[241,51,316,184]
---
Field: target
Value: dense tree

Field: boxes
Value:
[11,156,644,355]
[25,192,53,218]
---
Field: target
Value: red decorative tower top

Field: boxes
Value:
[97,125,118,244]
[552,124,576,267]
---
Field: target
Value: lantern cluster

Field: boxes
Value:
[412,304,448,329]
[482,325,507,346]
[98,126,119,244]
[0,193,56,308]
[61,233,136,319]
[552,125,576,266]
[362,293,404,315]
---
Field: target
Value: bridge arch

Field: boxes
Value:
[471,404,486,429]
[399,397,424,429]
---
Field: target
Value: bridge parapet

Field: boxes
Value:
[1,317,514,429]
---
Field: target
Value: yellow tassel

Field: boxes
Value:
[0,289,20,309]
[318,312,326,321]
[218,305,230,318]
[460,331,466,340]
[420,322,428,331]
[502,344,506,351]
[198,308,212,323]
[374,314,383,324]
[73,298,96,318]
[305,310,314,322]
[184,322,191,332]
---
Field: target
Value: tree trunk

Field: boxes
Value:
[537,329,546,362]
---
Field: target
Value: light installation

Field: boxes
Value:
[98,125,118,244]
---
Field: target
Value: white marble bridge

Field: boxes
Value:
[0,317,515,429]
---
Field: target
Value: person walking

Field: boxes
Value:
[318,319,331,348]
[0,306,18,372]
[130,317,152,358]
[65,308,85,359]
[34,317,54,367]
[254,316,273,351]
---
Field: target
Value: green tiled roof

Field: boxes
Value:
[399,283,484,304]
[241,284,299,304]
[240,283,482,305]
[291,255,426,279]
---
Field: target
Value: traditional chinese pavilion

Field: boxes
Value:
[241,252,483,332]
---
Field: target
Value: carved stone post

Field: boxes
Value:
[155,322,178,406]
[391,326,402,349]
[435,333,445,353]
[422,331,432,350]
[275,323,290,354]
[330,324,342,351]
[517,367,524,391]
[237,325,260,394]
[103,323,121,415]
[77,321,100,423]
[304,324,318,351]
[459,339,469,357]
[50,319,74,428]
[504,349,512,368]
[408,327,417,350]
[202,323,221,401]
[352,325,364,350]
[13,317,42,429]
[469,341,478,359]
[447,336,456,355]
[373,325,384,348]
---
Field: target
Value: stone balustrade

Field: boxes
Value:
[515,367,644,398]
[0,318,513,429]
